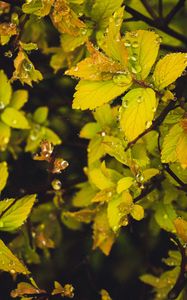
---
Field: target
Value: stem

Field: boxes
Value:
[163,164,187,191]
[140,0,158,19]
[165,0,186,24]
[125,101,177,150]
[158,0,163,18]
[125,5,187,45]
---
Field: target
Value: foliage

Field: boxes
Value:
[0,0,187,300]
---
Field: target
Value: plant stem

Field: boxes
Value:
[140,0,158,19]
[165,0,186,24]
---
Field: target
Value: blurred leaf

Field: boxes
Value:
[0,194,36,231]
[10,90,28,110]
[155,202,177,232]
[100,289,112,300]
[20,42,38,51]
[174,217,187,243]
[1,107,30,129]
[0,239,29,274]
[0,121,11,150]
[80,122,101,139]
[120,88,157,141]
[131,204,144,221]
[0,70,12,108]
[22,0,54,17]
[116,177,134,194]
[153,53,187,90]
[0,161,8,192]
[72,182,96,207]
[33,106,48,124]
[63,209,95,223]
[11,282,46,298]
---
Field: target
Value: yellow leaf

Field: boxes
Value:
[124,30,160,79]
[174,218,187,243]
[89,168,114,190]
[131,204,144,221]
[0,162,8,192]
[176,131,187,169]
[142,168,160,181]
[153,53,187,90]
[116,177,134,193]
[120,88,157,141]
[73,80,131,110]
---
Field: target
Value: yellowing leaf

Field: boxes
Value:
[10,90,28,109]
[120,88,157,141]
[91,0,123,29]
[0,70,12,108]
[174,218,187,243]
[155,202,177,232]
[73,80,131,110]
[1,107,30,129]
[80,122,101,139]
[101,7,128,66]
[33,106,48,124]
[124,30,160,79]
[161,123,183,163]
[0,22,17,36]
[0,162,8,192]
[142,168,160,181]
[116,177,134,194]
[131,204,144,221]
[89,168,115,190]
[176,132,187,169]
[22,0,54,17]
[0,194,36,231]
[0,239,29,274]
[88,136,106,166]
[72,182,96,207]
[0,121,10,150]
[93,104,114,127]
[63,209,95,223]
[153,53,187,90]
[93,207,115,255]
[100,289,112,300]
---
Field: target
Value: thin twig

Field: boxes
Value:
[158,0,163,18]
[124,5,187,45]
[165,0,186,24]
[163,164,187,191]
[140,0,158,19]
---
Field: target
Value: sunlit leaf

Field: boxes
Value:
[153,53,187,90]
[80,122,101,139]
[0,70,12,108]
[1,107,30,129]
[10,90,28,110]
[0,162,8,192]
[0,121,11,150]
[174,217,187,243]
[155,202,177,232]
[116,177,134,194]
[33,106,48,124]
[0,239,29,274]
[131,204,144,221]
[120,88,157,141]
[11,282,46,298]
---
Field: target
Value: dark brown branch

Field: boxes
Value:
[125,5,187,45]
[140,0,158,19]
[161,43,187,52]
[158,0,163,18]
[168,236,187,299]
[125,101,177,150]
[0,0,23,6]
[163,164,187,191]
[165,0,186,24]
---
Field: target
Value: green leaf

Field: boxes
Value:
[142,168,160,181]
[120,88,157,141]
[124,30,160,79]
[0,70,12,108]
[102,135,129,165]
[161,123,183,163]
[88,136,106,166]
[90,0,123,29]
[10,90,28,109]
[101,7,128,66]
[22,0,53,17]
[0,239,29,274]
[89,168,115,190]
[131,204,144,221]
[43,128,61,145]
[33,106,48,124]
[117,177,134,194]
[20,42,38,51]
[72,182,96,207]
[153,53,187,90]
[1,107,30,129]
[0,121,11,150]
[73,80,131,110]
[155,202,177,232]
[93,104,114,127]
[0,162,8,192]
[131,143,150,167]
[0,194,36,231]
[80,122,101,139]
[107,192,132,232]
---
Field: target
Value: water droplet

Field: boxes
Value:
[137,96,143,103]
[10,269,16,275]
[12,119,17,125]
[124,40,131,47]
[113,73,132,86]
[130,56,137,62]
[163,214,168,219]
[131,65,142,74]
[52,179,62,191]
[122,100,128,108]
[152,107,156,112]
[22,59,33,72]
[4,51,12,58]
[101,131,106,137]
[132,41,139,48]
[0,101,5,109]
[145,120,152,129]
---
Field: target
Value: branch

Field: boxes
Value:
[125,101,177,150]
[125,5,187,45]
[0,0,23,6]
[167,236,187,299]
[165,0,186,24]
[140,0,158,19]
[158,0,163,18]
[163,164,187,191]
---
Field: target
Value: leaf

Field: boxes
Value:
[131,143,150,167]
[93,207,115,255]
[0,239,29,274]
[80,122,101,139]
[0,121,11,150]
[101,7,128,66]
[10,90,28,109]
[22,0,54,17]
[93,104,114,127]
[176,131,187,169]
[63,209,95,223]
[174,218,187,243]
[100,289,112,300]
[52,282,74,298]
[0,194,36,231]
[0,22,17,36]
[12,50,43,86]
[142,168,160,181]
[88,136,106,166]
[107,192,132,232]
[89,167,115,190]
[102,135,129,165]
[91,187,115,203]
[116,177,134,194]
[1,107,30,129]
[131,204,144,221]
[11,282,46,298]
[20,42,38,51]
[120,88,157,141]
[153,53,187,90]
[124,30,160,79]
[0,70,12,108]
[33,106,48,124]
[0,162,8,192]
[72,182,96,207]
[154,202,177,232]
[161,123,183,163]
[43,128,61,145]
[73,80,131,110]
[91,0,123,29]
